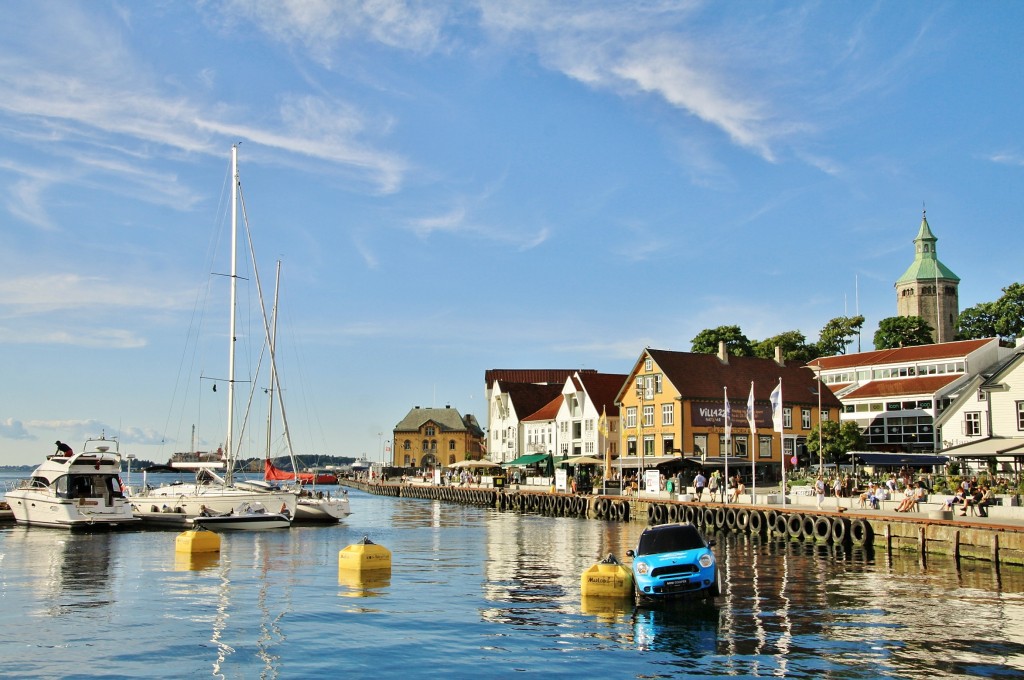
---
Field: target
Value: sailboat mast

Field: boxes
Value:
[265,261,279,470]
[225,144,239,485]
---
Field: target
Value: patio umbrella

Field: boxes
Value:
[561,456,605,466]
[447,459,502,469]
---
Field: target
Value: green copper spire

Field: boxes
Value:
[895,210,960,284]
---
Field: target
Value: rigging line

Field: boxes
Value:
[161,153,233,458]
[237,181,298,466]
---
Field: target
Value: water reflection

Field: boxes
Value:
[2,527,116,615]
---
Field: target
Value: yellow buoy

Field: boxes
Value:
[581,553,633,599]
[338,536,392,573]
[175,528,221,554]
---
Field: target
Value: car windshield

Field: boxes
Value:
[636,526,705,556]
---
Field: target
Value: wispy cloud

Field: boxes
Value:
[221,0,450,62]
[406,202,549,250]
[988,152,1024,167]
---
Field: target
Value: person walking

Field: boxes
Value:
[815,476,826,510]
[694,470,707,501]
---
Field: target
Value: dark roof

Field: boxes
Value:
[485,368,593,386]
[577,372,629,416]
[394,406,470,433]
[809,338,994,371]
[498,381,565,420]
[645,349,841,408]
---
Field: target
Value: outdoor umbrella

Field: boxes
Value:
[448,459,501,469]
[561,456,605,466]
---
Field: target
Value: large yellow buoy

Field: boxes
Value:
[175,527,221,554]
[581,553,633,599]
[339,536,392,574]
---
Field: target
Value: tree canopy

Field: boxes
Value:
[957,282,1024,342]
[817,315,865,356]
[873,316,934,349]
[806,420,865,466]
[690,325,754,356]
[752,331,820,362]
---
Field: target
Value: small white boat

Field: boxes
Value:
[191,501,291,531]
[295,489,351,523]
[6,434,139,529]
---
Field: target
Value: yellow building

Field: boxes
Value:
[614,345,841,481]
[392,405,485,469]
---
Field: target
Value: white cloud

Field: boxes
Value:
[0,418,33,441]
[221,0,450,60]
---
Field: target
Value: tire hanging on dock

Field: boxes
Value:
[850,518,872,547]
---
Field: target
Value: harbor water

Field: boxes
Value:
[2,483,1023,678]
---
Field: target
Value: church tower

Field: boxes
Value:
[895,211,960,343]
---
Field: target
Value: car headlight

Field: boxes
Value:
[634,560,650,575]
[698,553,714,569]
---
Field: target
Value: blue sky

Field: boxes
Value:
[1,2,1022,466]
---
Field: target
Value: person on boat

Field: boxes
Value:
[279,502,291,519]
[54,440,73,457]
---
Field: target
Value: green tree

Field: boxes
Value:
[690,325,753,356]
[806,420,865,466]
[753,331,821,362]
[956,301,999,340]
[873,316,934,349]
[993,282,1024,341]
[816,315,865,356]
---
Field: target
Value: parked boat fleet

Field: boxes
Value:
[3,435,350,531]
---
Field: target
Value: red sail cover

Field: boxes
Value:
[264,459,338,485]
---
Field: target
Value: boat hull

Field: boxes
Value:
[130,485,297,519]
[294,496,351,522]
[192,514,290,530]
[6,490,139,529]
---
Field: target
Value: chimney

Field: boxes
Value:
[775,345,785,367]
[718,340,728,364]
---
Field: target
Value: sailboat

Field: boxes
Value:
[259,262,350,524]
[131,146,298,524]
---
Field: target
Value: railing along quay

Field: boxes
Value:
[341,480,1024,568]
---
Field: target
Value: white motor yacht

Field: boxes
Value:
[6,435,139,529]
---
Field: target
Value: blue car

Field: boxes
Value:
[627,523,720,602]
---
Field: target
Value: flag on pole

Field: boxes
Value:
[770,379,783,433]
[724,387,731,442]
[746,381,756,435]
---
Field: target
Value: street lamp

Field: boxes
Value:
[807,366,825,474]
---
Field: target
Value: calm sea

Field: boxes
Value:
[2,476,1023,679]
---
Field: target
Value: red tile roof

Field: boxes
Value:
[522,395,563,421]
[809,338,995,370]
[485,369,592,386]
[842,375,961,399]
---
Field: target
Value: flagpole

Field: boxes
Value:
[771,378,785,508]
[723,386,730,504]
[748,380,757,504]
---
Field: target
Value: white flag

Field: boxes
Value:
[747,381,756,434]
[724,387,731,441]
[770,379,783,433]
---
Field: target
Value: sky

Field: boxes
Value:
[1,1,1022,466]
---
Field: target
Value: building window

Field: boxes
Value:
[734,435,748,457]
[625,407,637,429]
[801,409,811,430]
[449,440,456,451]
[662,435,674,455]
[964,412,981,437]
[644,436,655,456]
[759,435,773,459]
[820,408,829,423]
[643,405,655,427]
[403,440,411,450]
[1017,401,1024,431]
[644,358,653,372]
[693,434,707,457]
[783,407,792,429]
[662,403,674,426]
[978,390,987,402]
[426,426,435,436]
[718,434,731,456]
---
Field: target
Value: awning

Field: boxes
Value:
[941,437,1024,458]
[846,452,948,467]
[503,453,551,467]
